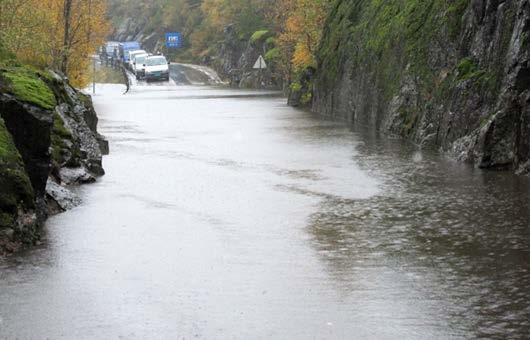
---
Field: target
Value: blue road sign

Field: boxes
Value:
[166,33,183,48]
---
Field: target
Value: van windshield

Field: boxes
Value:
[146,57,168,66]
[135,55,147,64]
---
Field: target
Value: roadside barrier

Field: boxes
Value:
[121,64,130,94]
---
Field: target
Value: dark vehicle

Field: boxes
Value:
[101,41,120,66]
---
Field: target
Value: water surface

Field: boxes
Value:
[1,82,529,339]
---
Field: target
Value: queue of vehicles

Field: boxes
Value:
[99,41,170,82]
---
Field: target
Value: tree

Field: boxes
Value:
[273,0,330,72]
[0,0,110,86]
[62,0,73,74]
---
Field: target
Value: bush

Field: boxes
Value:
[265,48,281,62]
[250,30,270,43]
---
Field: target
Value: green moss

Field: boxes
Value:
[0,118,34,213]
[0,66,56,110]
[290,82,302,92]
[301,92,313,105]
[265,48,281,62]
[318,0,472,99]
[0,212,14,229]
[265,37,276,46]
[446,0,469,38]
[457,58,481,80]
[0,118,19,164]
[455,57,497,91]
[50,113,72,165]
[250,30,270,43]
[53,113,72,139]
[77,92,92,108]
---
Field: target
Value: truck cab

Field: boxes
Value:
[118,41,141,64]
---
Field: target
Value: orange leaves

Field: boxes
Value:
[274,0,330,72]
[292,42,313,70]
[0,0,110,87]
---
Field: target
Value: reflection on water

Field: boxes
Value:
[309,129,530,338]
[0,84,529,339]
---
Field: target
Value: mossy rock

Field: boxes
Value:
[318,0,472,98]
[0,65,56,110]
[0,118,35,221]
[0,211,14,229]
[51,112,73,165]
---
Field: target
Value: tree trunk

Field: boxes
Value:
[61,0,73,74]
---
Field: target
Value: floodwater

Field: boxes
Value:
[1,76,529,339]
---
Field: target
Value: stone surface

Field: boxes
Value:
[0,93,53,195]
[1,69,107,254]
[313,0,530,173]
[48,72,107,177]
[45,179,82,212]
[59,167,96,185]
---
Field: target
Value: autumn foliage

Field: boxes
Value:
[0,0,110,87]
[110,0,329,80]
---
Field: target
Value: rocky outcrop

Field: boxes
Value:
[314,0,530,173]
[0,117,37,252]
[211,27,282,90]
[0,93,53,196]
[47,72,107,179]
[113,16,162,52]
[0,66,107,255]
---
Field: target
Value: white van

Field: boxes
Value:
[132,53,149,79]
[127,50,146,70]
[144,56,170,82]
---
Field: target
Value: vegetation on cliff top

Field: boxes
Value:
[0,66,56,110]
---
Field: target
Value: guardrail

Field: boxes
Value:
[121,64,130,94]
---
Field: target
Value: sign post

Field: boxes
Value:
[165,32,183,49]
[253,55,267,88]
[93,56,96,95]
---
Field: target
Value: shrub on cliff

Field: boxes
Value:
[250,30,271,44]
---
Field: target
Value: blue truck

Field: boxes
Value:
[118,41,141,64]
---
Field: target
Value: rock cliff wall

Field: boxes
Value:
[0,66,107,254]
[314,0,530,174]
[211,27,282,89]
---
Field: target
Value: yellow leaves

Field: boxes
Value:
[0,0,110,88]
[274,0,330,72]
[292,42,314,70]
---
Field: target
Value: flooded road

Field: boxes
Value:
[1,81,529,339]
